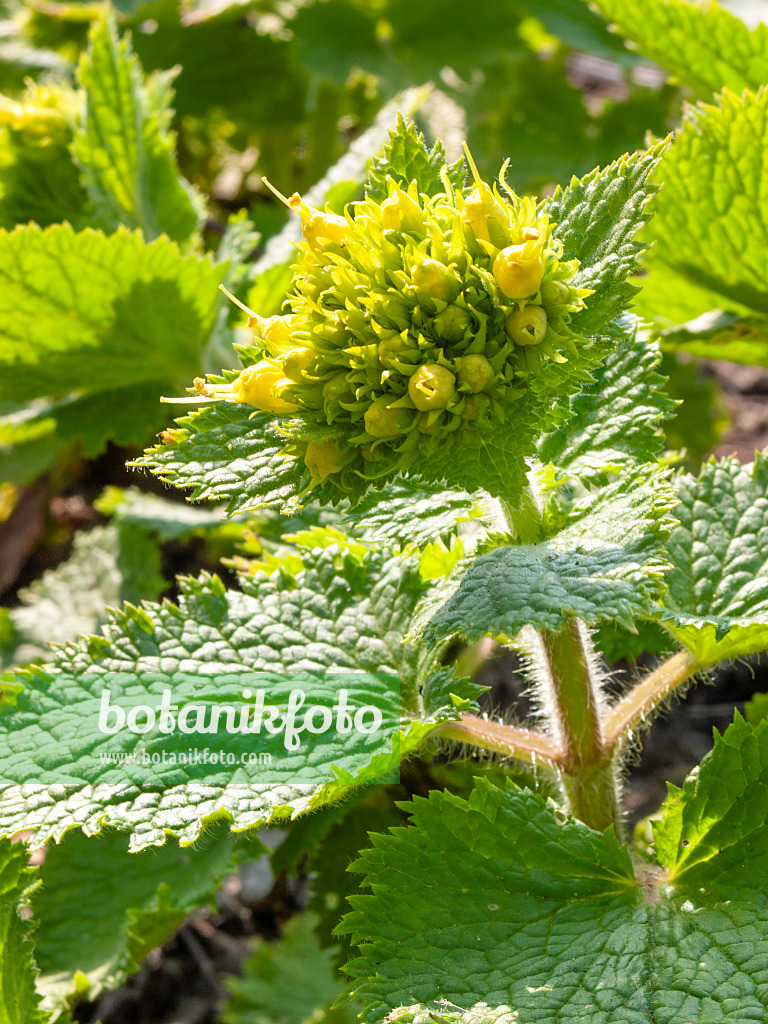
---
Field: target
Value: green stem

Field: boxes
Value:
[439,714,561,767]
[604,649,699,756]
[536,619,622,835]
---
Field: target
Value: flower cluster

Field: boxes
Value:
[182,150,590,497]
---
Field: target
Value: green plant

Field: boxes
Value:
[2,114,768,1023]
[4,2,768,1023]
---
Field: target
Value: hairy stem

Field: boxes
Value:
[439,714,561,767]
[603,649,699,756]
[535,620,622,834]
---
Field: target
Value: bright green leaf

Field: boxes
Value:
[590,0,768,98]
[0,546,463,849]
[0,838,47,1024]
[424,468,674,642]
[0,224,223,404]
[659,450,768,664]
[74,16,201,244]
[661,310,768,368]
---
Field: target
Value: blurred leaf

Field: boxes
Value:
[2,522,164,669]
[74,15,202,243]
[661,310,768,368]
[0,224,223,403]
[659,351,729,470]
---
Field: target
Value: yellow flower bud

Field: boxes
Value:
[256,316,295,357]
[412,260,454,302]
[286,192,348,249]
[457,354,493,393]
[505,306,548,346]
[541,279,572,306]
[380,189,424,233]
[461,188,510,248]
[433,305,470,343]
[233,362,299,414]
[364,400,413,438]
[408,364,456,411]
[304,440,346,481]
[283,347,315,382]
[493,245,546,300]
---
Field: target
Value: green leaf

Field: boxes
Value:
[0,546,462,849]
[538,323,675,484]
[32,825,241,1013]
[658,350,729,470]
[343,482,481,550]
[641,89,768,326]
[590,0,768,98]
[653,713,768,888]
[340,761,768,1024]
[424,467,674,642]
[94,486,242,542]
[3,523,164,669]
[659,450,768,664]
[340,778,640,1024]
[0,224,223,404]
[223,912,353,1024]
[661,310,768,368]
[132,9,307,127]
[0,385,171,486]
[365,113,465,203]
[74,16,201,244]
[0,838,47,1024]
[134,404,306,517]
[546,140,667,336]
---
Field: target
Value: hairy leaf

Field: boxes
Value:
[538,323,675,483]
[424,468,674,642]
[366,114,465,203]
[642,89,768,326]
[0,546,462,849]
[0,838,47,1024]
[343,482,482,550]
[546,140,667,335]
[659,451,768,663]
[342,738,768,1024]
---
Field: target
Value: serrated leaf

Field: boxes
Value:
[591,0,768,98]
[365,113,465,203]
[653,713,768,887]
[134,404,306,517]
[538,322,675,483]
[661,309,768,368]
[659,450,768,663]
[343,481,481,550]
[223,912,353,1024]
[424,467,674,642]
[0,838,48,1024]
[32,825,240,1013]
[0,224,223,404]
[0,546,464,849]
[546,141,667,335]
[340,778,640,1024]
[641,89,768,327]
[73,16,201,243]
[340,764,768,1024]
[3,523,164,669]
